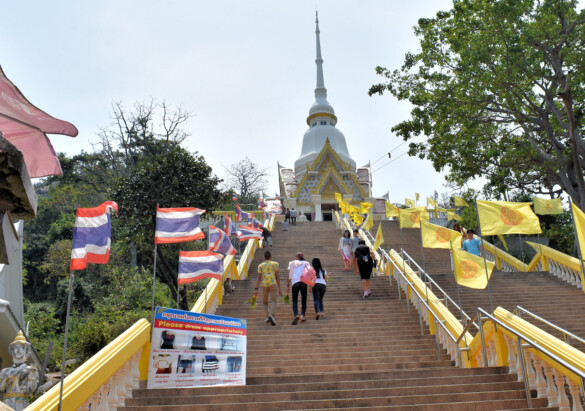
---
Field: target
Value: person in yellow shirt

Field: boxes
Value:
[255,251,282,325]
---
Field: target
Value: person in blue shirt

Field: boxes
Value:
[462,229,483,256]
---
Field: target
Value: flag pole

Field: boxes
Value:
[58,271,75,411]
[205,284,208,314]
[151,244,158,325]
[474,201,495,314]
[398,224,407,275]
[519,234,526,271]
[450,241,466,327]
[569,200,585,291]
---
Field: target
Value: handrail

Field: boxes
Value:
[526,241,585,291]
[386,253,471,367]
[401,249,476,331]
[481,239,527,272]
[513,305,585,347]
[480,307,585,397]
[28,319,151,410]
[191,213,276,313]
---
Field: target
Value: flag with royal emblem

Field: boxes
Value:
[477,200,541,236]
[399,206,429,229]
[533,197,563,215]
[70,201,118,270]
[421,221,462,249]
[451,245,495,289]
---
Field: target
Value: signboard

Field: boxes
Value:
[147,307,247,389]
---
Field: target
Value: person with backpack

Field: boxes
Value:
[353,240,375,298]
[287,252,311,324]
[311,257,327,320]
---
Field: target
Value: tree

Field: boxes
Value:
[112,146,227,309]
[225,157,268,203]
[370,0,585,207]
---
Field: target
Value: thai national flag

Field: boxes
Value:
[224,213,237,236]
[235,204,250,221]
[251,217,262,228]
[178,250,224,285]
[70,201,118,271]
[257,198,265,209]
[155,205,205,244]
[236,225,263,242]
[232,194,238,202]
[264,200,282,215]
[263,209,269,221]
[208,225,236,256]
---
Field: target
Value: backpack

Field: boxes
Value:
[356,247,372,265]
[300,264,316,287]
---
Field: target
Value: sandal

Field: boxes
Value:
[291,316,299,325]
[300,315,306,321]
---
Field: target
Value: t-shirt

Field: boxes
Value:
[291,210,297,218]
[288,260,309,285]
[463,238,482,256]
[354,244,373,267]
[315,269,327,286]
[258,260,279,287]
[282,221,289,231]
[351,236,360,252]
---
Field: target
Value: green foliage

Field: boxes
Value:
[371,0,585,206]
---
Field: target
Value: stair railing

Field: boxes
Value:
[481,239,532,272]
[526,241,585,291]
[28,319,151,411]
[401,249,476,331]
[474,307,585,409]
[513,306,585,348]
[191,213,276,314]
[386,249,474,368]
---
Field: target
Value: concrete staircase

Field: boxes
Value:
[381,220,585,352]
[122,221,551,410]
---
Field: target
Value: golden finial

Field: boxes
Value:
[13,330,27,345]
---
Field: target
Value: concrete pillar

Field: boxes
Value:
[312,195,322,221]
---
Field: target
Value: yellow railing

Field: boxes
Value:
[191,213,275,314]
[526,241,585,291]
[481,240,529,272]
[29,319,151,410]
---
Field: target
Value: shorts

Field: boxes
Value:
[358,264,372,280]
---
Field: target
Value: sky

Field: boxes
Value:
[3,0,457,204]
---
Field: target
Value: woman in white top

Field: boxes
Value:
[338,230,352,271]
[287,252,311,324]
[311,258,327,320]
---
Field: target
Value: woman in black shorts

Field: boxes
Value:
[353,240,375,298]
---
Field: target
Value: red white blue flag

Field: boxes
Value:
[155,206,205,244]
[178,250,224,285]
[264,200,282,215]
[224,212,237,236]
[70,201,118,270]
[232,194,238,202]
[235,204,251,221]
[251,217,262,228]
[208,225,236,256]
[236,225,263,242]
[257,198,265,209]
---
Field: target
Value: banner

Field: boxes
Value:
[454,196,469,207]
[533,197,563,215]
[148,307,246,389]
[399,206,429,229]
[421,221,462,249]
[451,246,495,289]
[477,200,542,235]
[571,202,585,260]
[385,201,399,218]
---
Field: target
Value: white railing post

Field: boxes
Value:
[544,365,560,407]
[566,377,584,411]
[553,369,571,411]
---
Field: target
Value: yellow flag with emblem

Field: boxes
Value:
[447,211,462,222]
[374,222,384,251]
[477,200,542,235]
[571,202,585,260]
[351,212,364,225]
[339,201,349,215]
[399,206,429,229]
[335,192,343,203]
[454,196,469,207]
[363,211,373,231]
[533,197,563,215]
[451,244,495,289]
[385,201,399,218]
[426,197,438,207]
[421,221,463,249]
[405,198,416,207]
[360,202,373,214]
[349,205,361,215]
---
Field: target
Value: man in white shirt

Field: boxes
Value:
[287,252,310,324]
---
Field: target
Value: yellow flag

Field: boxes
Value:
[447,211,462,222]
[405,198,415,207]
[477,200,542,235]
[533,197,563,215]
[349,205,361,215]
[385,201,399,217]
[427,197,438,207]
[363,211,373,231]
[335,192,343,203]
[571,202,585,260]
[421,221,463,249]
[497,234,509,251]
[339,201,349,215]
[352,212,364,225]
[436,206,447,213]
[374,223,384,251]
[399,206,429,229]
[454,196,469,207]
[415,193,420,201]
[452,245,495,289]
[360,202,373,214]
